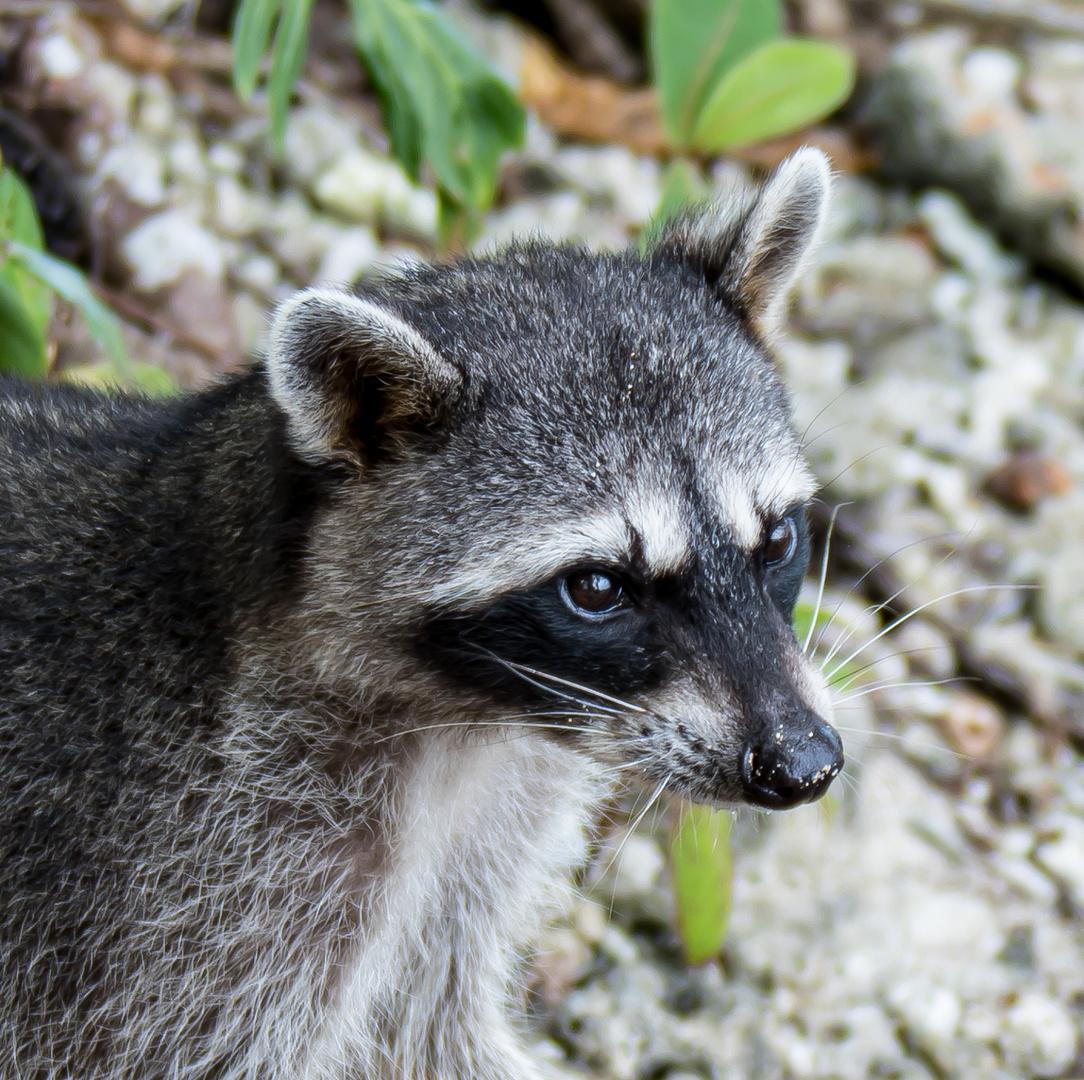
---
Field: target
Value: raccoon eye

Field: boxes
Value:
[762,516,797,568]
[560,570,627,617]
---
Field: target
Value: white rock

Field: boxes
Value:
[960,47,1021,103]
[84,61,138,127]
[917,190,1024,283]
[552,144,661,225]
[212,175,267,239]
[167,135,209,188]
[381,180,439,242]
[1001,993,1079,1078]
[313,148,391,225]
[135,73,175,140]
[232,253,280,297]
[887,979,962,1068]
[121,0,186,21]
[39,31,85,79]
[313,148,438,240]
[265,204,344,285]
[98,139,165,207]
[283,106,361,187]
[207,142,246,176]
[1034,812,1084,906]
[314,226,382,287]
[122,209,225,292]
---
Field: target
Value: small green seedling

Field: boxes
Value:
[231,0,525,229]
[669,801,733,966]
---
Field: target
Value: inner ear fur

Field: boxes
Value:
[657,148,831,337]
[267,287,463,466]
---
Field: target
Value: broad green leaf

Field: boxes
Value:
[638,158,712,254]
[650,0,782,149]
[8,240,131,378]
[692,38,856,153]
[232,0,284,100]
[267,0,315,146]
[0,168,51,340]
[0,275,46,378]
[670,803,732,965]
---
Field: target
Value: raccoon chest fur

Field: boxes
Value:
[0,150,843,1080]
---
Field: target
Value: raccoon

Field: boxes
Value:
[0,148,842,1080]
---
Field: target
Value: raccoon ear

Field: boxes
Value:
[660,148,831,337]
[267,287,462,466]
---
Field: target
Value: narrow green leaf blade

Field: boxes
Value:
[0,275,47,378]
[670,803,732,966]
[232,0,284,100]
[348,0,523,211]
[692,38,856,153]
[8,241,130,377]
[650,0,782,148]
[0,168,52,339]
[268,0,315,146]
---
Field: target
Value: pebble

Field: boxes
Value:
[314,226,382,287]
[97,138,166,207]
[1000,993,1079,1078]
[984,451,1071,513]
[313,147,438,240]
[121,208,225,292]
[940,692,1004,759]
[886,979,962,1071]
[1033,812,1084,907]
[283,106,363,188]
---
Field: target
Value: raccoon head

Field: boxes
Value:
[268,148,842,812]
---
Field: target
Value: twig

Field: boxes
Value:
[90,282,228,363]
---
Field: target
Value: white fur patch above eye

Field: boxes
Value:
[426,512,634,610]
[626,488,690,575]
[706,457,816,551]
[424,493,692,612]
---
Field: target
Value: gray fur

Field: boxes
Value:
[0,151,840,1079]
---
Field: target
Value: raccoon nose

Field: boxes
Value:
[740,713,844,810]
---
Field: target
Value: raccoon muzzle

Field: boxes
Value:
[739,710,843,810]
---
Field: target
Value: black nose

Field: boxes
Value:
[740,713,844,810]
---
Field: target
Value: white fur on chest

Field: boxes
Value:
[302,731,610,1079]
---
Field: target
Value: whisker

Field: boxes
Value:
[804,501,849,654]
[497,659,649,715]
[601,775,671,914]
[833,675,974,702]
[825,584,1027,683]
[372,718,622,745]
[831,723,967,759]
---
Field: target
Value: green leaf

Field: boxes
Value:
[670,803,733,966]
[0,274,46,378]
[348,0,524,211]
[232,0,284,100]
[0,168,52,341]
[65,360,179,398]
[267,0,315,147]
[692,38,856,153]
[8,241,131,378]
[638,157,712,254]
[650,0,782,149]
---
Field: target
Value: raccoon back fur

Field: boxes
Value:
[0,149,843,1080]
